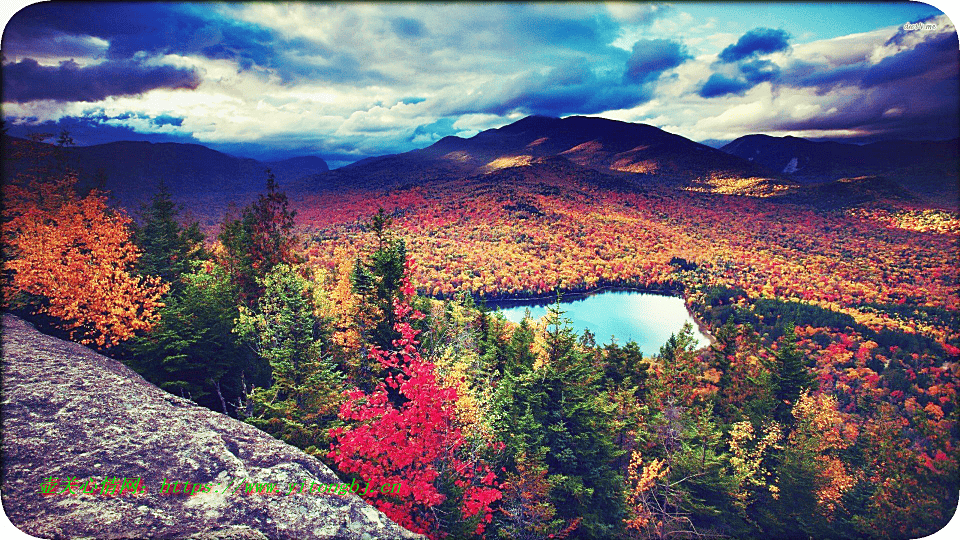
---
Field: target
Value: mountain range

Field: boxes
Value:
[4,115,956,216]
[308,115,770,193]
[722,134,958,179]
[1,136,329,221]
[722,134,958,202]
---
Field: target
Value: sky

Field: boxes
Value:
[1,1,957,168]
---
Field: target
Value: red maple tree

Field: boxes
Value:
[329,257,501,538]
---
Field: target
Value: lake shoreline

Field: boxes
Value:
[491,288,711,355]
[482,283,683,308]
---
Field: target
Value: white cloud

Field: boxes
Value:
[3,4,955,160]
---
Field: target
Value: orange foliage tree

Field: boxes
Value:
[2,172,167,346]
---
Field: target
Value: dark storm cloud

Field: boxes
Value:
[696,60,780,98]
[501,83,648,118]
[761,74,959,140]
[2,114,197,147]
[1,30,107,60]
[700,21,957,102]
[769,28,959,140]
[781,61,862,93]
[698,74,752,98]
[5,3,272,61]
[4,2,303,82]
[718,28,790,63]
[471,36,687,118]
[697,28,791,98]
[739,59,780,84]
[624,39,691,84]
[501,5,621,57]
[476,54,654,117]
[2,58,201,103]
[862,30,958,86]
[779,30,959,92]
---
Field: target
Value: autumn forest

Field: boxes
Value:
[2,117,958,540]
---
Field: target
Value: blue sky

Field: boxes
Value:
[2,2,957,167]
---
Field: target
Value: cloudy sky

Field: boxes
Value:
[2,1,957,167]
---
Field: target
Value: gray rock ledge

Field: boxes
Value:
[1,314,423,540]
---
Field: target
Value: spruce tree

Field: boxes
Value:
[351,209,407,352]
[218,170,300,306]
[131,184,205,292]
[505,314,537,376]
[711,318,738,421]
[124,261,267,415]
[771,323,813,424]
[477,310,511,380]
[235,263,344,454]
[492,303,625,539]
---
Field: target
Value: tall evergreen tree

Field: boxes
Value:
[711,318,739,422]
[218,171,300,306]
[492,303,625,539]
[131,184,205,292]
[349,209,408,392]
[124,261,267,415]
[235,263,344,454]
[505,314,538,376]
[476,309,510,378]
[771,323,813,424]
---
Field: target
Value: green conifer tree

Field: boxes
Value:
[771,323,813,424]
[218,171,300,306]
[124,261,267,415]
[235,263,344,454]
[131,184,205,292]
[492,303,625,539]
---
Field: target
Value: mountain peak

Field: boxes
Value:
[319,115,766,192]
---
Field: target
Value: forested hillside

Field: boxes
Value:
[2,123,957,540]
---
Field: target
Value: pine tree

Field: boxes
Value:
[771,324,813,424]
[131,184,205,293]
[236,263,344,454]
[218,170,300,306]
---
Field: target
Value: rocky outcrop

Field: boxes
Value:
[1,314,423,540]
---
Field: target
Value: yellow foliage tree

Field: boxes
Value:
[788,391,856,515]
[726,420,783,517]
[2,173,167,346]
[623,450,674,539]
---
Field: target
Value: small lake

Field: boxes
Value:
[492,290,711,357]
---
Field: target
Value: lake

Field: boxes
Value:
[492,290,711,356]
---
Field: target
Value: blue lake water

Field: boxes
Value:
[492,290,711,356]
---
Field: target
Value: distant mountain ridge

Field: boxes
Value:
[721,134,958,205]
[5,116,955,216]
[722,134,958,180]
[309,115,770,192]
[1,136,328,214]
